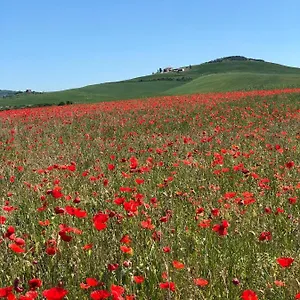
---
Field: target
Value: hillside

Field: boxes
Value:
[0,90,18,97]
[2,57,300,109]
[166,73,300,94]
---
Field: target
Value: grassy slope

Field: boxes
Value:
[2,60,300,107]
[166,72,300,94]
[131,60,300,81]
[0,81,183,107]
[0,90,17,97]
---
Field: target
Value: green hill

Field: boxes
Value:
[0,90,18,97]
[2,57,300,109]
[166,72,300,94]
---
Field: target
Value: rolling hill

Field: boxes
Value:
[0,90,18,98]
[2,56,300,109]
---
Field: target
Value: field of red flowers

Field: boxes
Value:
[0,89,300,300]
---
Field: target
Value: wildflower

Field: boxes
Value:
[276,257,294,268]
[194,278,209,287]
[241,290,258,300]
[159,282,176,292]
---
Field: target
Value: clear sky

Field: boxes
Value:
[1,0,300,91]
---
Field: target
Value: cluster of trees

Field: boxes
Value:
[0,90,17,98]
[139,76,192,82]
[207,56,265,64]
[58,101,73,106]
[1,90,43,98]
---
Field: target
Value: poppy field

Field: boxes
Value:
[0,89,300,300]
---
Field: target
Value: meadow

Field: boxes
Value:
[0,88,300,299]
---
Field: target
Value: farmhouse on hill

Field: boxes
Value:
[163,66,173,73]
[163,66,185,73]
[173,67,185,72]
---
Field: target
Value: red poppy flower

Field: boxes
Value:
[141,218,155,230]
[198,219,211,228]
[22,290,38,299]
[4,226,15,238]
[274,280,285,287]
[120,235,131,244]
[110,285,125,299]
[114,197,125,205]
[59,231,72,242]
[172,260,184,269]
[39,220,50,226]
[194,278,209,287]
[51,186,63,199]
[65,206,87,218]
[0,286,14,298]
[107,263,119,271]
[9,243,25,253]
[133,276,145,284]
[80,277,99,289]
[224,192,236,199]
[86,278,99,287]
[82,243,93,250]
[163,246,171,253]
[123,200,139,214]
[74,208,87,218]
[45,247,58,255]
[14,237,25,246]
[67,164,76,172]
[275,207,284,214]
[42,287,68,300]
[90,290,110,300]
[285,161,294,169]
[212,220,229,236]
[288,197,297,204]
[54,207,65,214]
[108,164,115,171]
[276,257,294,268]
[93,212,109,231]
[159,215,169,223]
[120,246,133,255]
[152,230,162,242]
[120,187,132,193]
[135,178,144,184]
[211,208,220,217]
[241,289,258,300]
[259,231,272,241]
[159,282,176,292]
[94,222,107,231]
[28,278,43,290]
[129,157,138,169]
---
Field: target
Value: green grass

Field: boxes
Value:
[2,59,300,108]
[0,81,184,107]
[165,72,300,94]
[131,60,300,82]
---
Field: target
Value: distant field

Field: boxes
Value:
[2,59,300,108]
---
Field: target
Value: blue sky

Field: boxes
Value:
[1,0,300,91]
